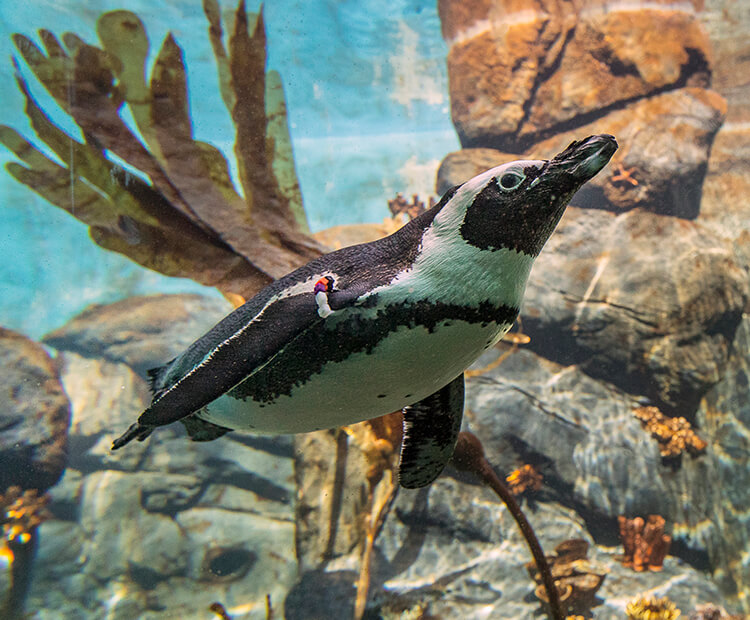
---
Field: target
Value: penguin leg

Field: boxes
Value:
[398,373,464,489]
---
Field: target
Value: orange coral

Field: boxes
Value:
[506,464,543,496]
[618,514,671,572]
[634,406,707,458]
[1,486,50,547]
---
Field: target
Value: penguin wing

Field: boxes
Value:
[113,287,352,449]
[398,373,464,488]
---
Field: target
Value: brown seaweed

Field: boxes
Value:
[1,1,325,301]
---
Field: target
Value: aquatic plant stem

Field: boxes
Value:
[452,432,564,620]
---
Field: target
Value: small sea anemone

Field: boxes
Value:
[626,595,681,620]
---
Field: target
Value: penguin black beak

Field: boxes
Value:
[552,134,619,181]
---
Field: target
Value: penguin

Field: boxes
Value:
[113,134,617,488]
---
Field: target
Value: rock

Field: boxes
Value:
[293,429,373,572]
[437,88,727,218]
[290,475,732,619]
[139,473,205,515]
[520,207,748,413]
[700,0,750,123]
[78,470,190,582]
[692,316,750,601]
[57,351,154,472]
[169,507,297,617]
[462,338,750,603]
[465,345,667,519]
[43,294,233,377]
[0,327,70,491]
[438,0,712,148]
[699,124,750,273]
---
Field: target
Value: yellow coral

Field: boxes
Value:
[633,406,707,458]
[626,595,681,620]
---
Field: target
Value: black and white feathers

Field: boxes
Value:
[113,134,617,488]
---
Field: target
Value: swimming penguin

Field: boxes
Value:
[113,134,617,488]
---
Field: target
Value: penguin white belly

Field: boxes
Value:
[199,318,511,434]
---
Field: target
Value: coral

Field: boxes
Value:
[1,486,50,546]
[0,486,51,619]
[527,538,607,616]
[633,406,708,458]
[1,0,325,301]
[626,595,681,620]
[387,193,436,220]
[506,464,543,496]
[618,514,672,572]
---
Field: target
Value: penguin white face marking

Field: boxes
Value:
[365,159,546,310]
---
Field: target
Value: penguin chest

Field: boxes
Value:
[199,314,512,435]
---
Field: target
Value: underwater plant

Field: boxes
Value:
[0,0,324,302]
[452,431,565,620]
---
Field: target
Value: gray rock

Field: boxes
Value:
[290,475,732,619]
[43,293,233,377]
[691,315,750,601]
[0,327,70,491]
[521,207,748,413]
[57,351,154,473]
[78,470,190,582]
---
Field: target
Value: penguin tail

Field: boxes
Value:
[111,422,153,450]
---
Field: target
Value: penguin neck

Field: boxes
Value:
[372,220,535,310]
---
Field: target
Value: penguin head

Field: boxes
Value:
[435,134,618,258]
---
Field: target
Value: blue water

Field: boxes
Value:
[0,0,458,338]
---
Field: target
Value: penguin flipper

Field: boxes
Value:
[180,414,231,442]
[398,373,464,489]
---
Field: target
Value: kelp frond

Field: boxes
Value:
[1,1,323,300]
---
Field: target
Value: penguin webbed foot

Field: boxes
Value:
[111,422,153,450]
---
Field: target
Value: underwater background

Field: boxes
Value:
[0,0,748,618]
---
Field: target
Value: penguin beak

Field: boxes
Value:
[551,134,618,181]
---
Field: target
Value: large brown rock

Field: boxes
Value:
[0,328,70,491]
[439,0,712,148]
[437,88,726,218]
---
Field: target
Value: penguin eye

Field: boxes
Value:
[496,170,525,191]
